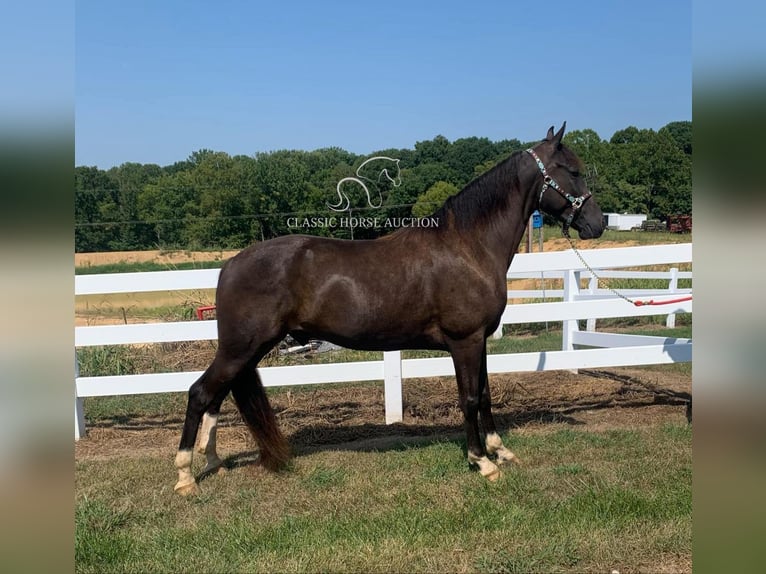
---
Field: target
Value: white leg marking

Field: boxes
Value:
[198,413,223,474]
[198,413,217,453]
[468,451,502,481]
[485,432,520,465]
[174,449,198,494]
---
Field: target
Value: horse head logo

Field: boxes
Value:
[328,156,402,212]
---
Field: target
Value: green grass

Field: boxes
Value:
[75,424,691,573]
[82,392,188,424]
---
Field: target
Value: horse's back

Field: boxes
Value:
[214,233,443,345]
[215,231,505,349]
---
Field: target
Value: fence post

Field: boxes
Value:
[562,270,581,373]
[666,267,678,328]
[586,274,598,332]
[75,353,86,440]
[383,351,403,424]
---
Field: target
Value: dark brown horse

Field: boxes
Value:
[174,123,604,495]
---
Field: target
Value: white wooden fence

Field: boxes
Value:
[75,243,692,439]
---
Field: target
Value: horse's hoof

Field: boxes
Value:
[201,464,227,477]
[200,456,225,476]
[485,469,503,482]
[500,453,521,466]
[490,443,521,465]
[174,481,200,496]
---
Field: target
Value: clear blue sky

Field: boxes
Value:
[75,0,691,169]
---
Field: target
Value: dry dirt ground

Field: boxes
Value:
[74,248,241,267]
[75,367,691,462]
[75,239,690,462]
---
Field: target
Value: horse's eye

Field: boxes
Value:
[571,170,580,178]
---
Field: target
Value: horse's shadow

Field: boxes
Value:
[203,410,586,478]
[204,389,690,480]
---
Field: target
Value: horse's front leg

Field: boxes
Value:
[450,337,502,481]
[478,345,520,466]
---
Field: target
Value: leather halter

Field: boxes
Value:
[525,147,592,237]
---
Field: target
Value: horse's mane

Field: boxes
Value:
[429,151,523,229]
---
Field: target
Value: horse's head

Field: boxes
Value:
[527,123,604,239]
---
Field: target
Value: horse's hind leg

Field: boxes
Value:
[230,365,290,472]
[175,354,246,495]
[478,345,520,465]
[194,334,283,476]
[197,391,228,476]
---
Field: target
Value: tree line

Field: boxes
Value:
[75,121,691,252]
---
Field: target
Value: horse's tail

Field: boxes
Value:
[231,368,291,471]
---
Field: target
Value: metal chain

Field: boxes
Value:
[563,233,637,305]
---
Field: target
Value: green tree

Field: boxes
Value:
[492,138,524,158]
[445,136,496,185]
[138,170,195,248]
[251,150,312,238]
[75,166,119,252]
[563,129,616,211]
[182,151,255,248]
[414,135,451,164]
[412,181,459,217]
[75,122,691,250]
[610,126,642,145]
[605,127,691,218]
[659,121,692,155]
[106,162,162,249]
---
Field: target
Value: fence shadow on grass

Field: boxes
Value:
[86,378,690,437]
[87,413,187,430]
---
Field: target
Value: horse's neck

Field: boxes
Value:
[475,177,539,273]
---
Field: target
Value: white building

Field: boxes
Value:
[603,213,647,231]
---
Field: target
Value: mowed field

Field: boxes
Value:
[75,249,238,325]
[75,233,692,573]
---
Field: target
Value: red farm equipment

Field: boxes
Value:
[666,214,692,233]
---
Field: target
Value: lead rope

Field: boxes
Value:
[562,233,692,307]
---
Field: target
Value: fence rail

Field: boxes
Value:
[75,243,692,439]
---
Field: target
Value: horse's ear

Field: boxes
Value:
[546,126,555,140]
[552,122,567,147]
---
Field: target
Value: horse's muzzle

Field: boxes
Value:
[575,223,604,240]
